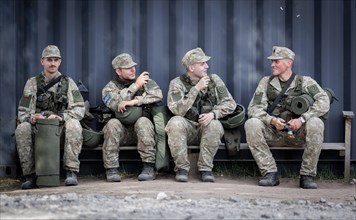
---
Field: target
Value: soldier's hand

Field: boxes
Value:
[135,71,150,88]
[270,117,286,130]
[118,99,139,112]
[31,113,46,124]
[195,76,210,91]
[198,112,214,126]
[47,114,63,121]
[287,118,303,131]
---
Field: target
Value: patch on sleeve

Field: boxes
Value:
[252,92,263,105]
[307,84,320,98]
[216,86,228,99]
[171,91,182,102]
[103,94,111,104]
[19,94,32,108]
[72,90,84,103]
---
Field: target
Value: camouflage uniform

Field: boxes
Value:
[15,71,85,175]
[245,46,330,177]
[165,48,236,173]
[102,54,163,169]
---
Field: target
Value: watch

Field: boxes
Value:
[299,116,306,124]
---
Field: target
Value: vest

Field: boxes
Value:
[35,74,69,114]
[180,73,217,122]
[266,75,303,121]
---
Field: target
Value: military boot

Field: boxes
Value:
[138,162,156,181]
[175,169,188,182]
[258,172,280,186]
[65,170,78,186]
[106,168,121,182]
[201,171,215,182]
[300,175,317,189]
[21,173,36,190]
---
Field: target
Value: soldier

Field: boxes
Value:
[245,46,330,189]
[15,45,85,189]
[102,53,163,182]
[165,48,236,182]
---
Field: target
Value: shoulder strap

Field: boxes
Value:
[36,75,64,96]
[267,73,296,114]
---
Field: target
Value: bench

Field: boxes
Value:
[82,111,354,180]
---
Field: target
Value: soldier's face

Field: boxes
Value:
[41,57,61,74]
[116,66,136,81]
[189,62,209,79]
[271,59,292,76]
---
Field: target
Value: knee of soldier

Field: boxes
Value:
[135,117,154,130]
[165,116,185,133]
[65,118,82,133]
[205,120,224,135]
[244,118,264,132]
[306,117,324,133]
[15,122,32,137]
[103,118,123,134]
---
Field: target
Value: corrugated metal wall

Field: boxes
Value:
[1,0,355,176]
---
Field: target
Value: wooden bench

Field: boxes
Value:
[83,111,354,180]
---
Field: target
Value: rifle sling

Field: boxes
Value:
[267,73,296,115]
[37,75,64,96]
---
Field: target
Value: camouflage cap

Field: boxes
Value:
[267,46,295,61]
[112,53,137,69]
[181,47,211,68]
[42,45,61,58]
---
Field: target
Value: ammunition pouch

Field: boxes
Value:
[36,92,52,110]
[34,118,62,187]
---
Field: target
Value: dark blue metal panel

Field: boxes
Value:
[1,0,355,176]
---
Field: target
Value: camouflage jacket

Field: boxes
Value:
[102,77,163,113]
[167,73,236,119]
[18,72,85,123]
[247,74,330,125]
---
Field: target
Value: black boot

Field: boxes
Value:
[300,175,317,189]
[106,168,121,182]
[21,173,36,190]
[200,171,215,182]
[138,162,156,181]
[175,169,188,182]
[65,170,78,186]
[258,172,280,186]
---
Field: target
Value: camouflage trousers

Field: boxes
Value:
[244,117,324,177]
[15,118,83,175]
[165,116,224,172]
[102,117,156,169]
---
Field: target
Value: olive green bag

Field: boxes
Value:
[151,105,171,171]
[34,118,62,187]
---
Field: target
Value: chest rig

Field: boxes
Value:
[180,74,217,122]
[266,75,303,121]
[36,74,69,114]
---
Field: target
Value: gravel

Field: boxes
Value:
[1,192,356,219]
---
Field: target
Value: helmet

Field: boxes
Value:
[220,104,246,129]
[115,106,143,125]
[82,128,104,148]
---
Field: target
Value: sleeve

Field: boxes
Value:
[134,79,163,106]
[167,77,200,116]
[300,76,330,121]
[247,76,275,125]
[17,78,37,123]
[61,78,85,121]
[210,74,236,119]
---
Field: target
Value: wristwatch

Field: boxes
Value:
[299,116,306,124]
